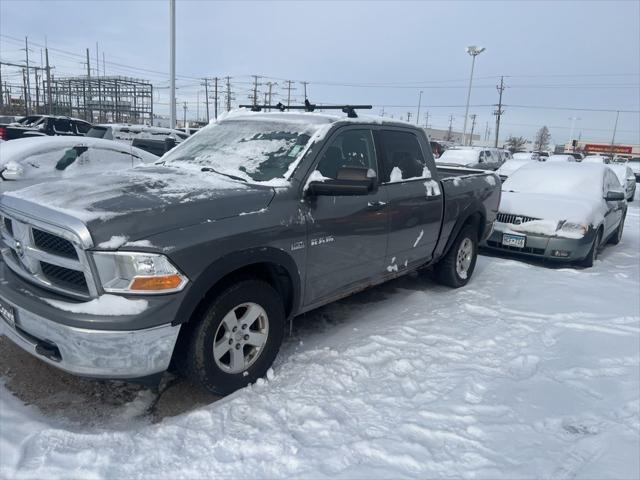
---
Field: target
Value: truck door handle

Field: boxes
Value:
[367,201,387,210]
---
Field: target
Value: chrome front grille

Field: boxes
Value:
[496,213,540,225]
[0,211,96,299]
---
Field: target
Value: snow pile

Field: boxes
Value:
[98,235,129,249]
[0,212,638,479]
[43,295,149,316]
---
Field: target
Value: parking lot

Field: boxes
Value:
[1,203,637,479]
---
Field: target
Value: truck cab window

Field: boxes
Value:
[380,130,426,182]
[316,129,377,179]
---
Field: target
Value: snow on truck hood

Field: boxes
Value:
[4,164,275,245]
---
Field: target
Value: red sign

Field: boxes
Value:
[584,143,633,154]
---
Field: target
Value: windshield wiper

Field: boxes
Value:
[201,167,246,182]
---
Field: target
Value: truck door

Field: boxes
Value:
[377,128,444,272]
[302,127,389,305]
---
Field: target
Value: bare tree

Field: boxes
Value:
[505,135,527,153]
[533,126,551,152]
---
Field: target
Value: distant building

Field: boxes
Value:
[423,127,480,144]
[560,141,640,158]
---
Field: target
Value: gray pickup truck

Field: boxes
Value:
[0,111,500,394]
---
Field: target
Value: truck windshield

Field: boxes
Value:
[161,119,320,183]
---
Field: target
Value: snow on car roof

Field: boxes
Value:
[607,163,633,184]
[0,136,157,167]
[436,149,480,165]
[503,162,608,198]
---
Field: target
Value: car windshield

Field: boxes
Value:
[161,118,322,183]
[504,164,603,198]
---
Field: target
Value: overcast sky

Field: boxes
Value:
[1,0,639,144]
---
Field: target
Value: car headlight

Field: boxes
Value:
[559,221,588,236]
[91,251,188,294]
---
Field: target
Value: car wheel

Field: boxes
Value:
[629,190,635,202]
[434,225,478,288]
[580,229,602,268]
[609,213,626,245]
[184,279,285,395]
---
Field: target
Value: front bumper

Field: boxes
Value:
[0,262,181,379]
[483,224,595,262]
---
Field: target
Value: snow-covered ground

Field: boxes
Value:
[1,204,639,479]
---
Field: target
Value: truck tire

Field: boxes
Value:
[184,279,285,395]
[580,229,602,267]
[434,225,478,288]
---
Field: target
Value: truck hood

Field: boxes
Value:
[3,165,275,246]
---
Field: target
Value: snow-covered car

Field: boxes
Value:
[583,155,611,164]
[484,162,627,267]
[627,156,640,182]
[0,136,158,192]
[513,152,541,162]
[496,159,534,180]
[437,147,502,171]
[608,164,636,201]
[547,154,576,163]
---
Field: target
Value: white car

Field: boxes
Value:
[496,159,534,180]
[608,164,636,201]
[485,162,627,267]
[437,147,503,171]
[0,136,158,192]
[583,155,611,164]
[513,152,541,161]
[627,157,640,182]
[547,154,577,163]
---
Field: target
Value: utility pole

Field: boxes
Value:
[169,0,176,129]
[44,47,52,113]
[285,80,295,110]
[609,110,620,157]
[21,68,28,116]
[416,90,423,125]
[203,77,210,122]
[86,47,92,121]
[407,112,412,123]
[183,101,187,127]
[469,114,477,146]
[301,81,309,100]
[214,77,218,119]
[252,75,260,106]
[225,76,231,111]
[24,37,31,115]
[266,81,275,110]
[494,75,505,148]
[424,110,430,128]
[446,114,454,142]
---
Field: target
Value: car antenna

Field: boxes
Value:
[238,101,372,118]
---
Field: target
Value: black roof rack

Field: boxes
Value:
[238,99,372,118]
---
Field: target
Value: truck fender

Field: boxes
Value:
[437,202,486,261]
[173,246,301,326]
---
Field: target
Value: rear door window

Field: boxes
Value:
[380,130,428,182]
[53,118,73,134]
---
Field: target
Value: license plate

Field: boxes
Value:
[502,233,526,248]
[0,298,15,329]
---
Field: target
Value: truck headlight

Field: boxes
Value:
[559,221,588,236]
[91,252,188,294]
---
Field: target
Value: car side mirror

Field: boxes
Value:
[307,167,374,197]
[605,190,625,201]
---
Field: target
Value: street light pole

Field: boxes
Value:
[169,0,176,129]
[462,46,485,146]
[416,90,423,126]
